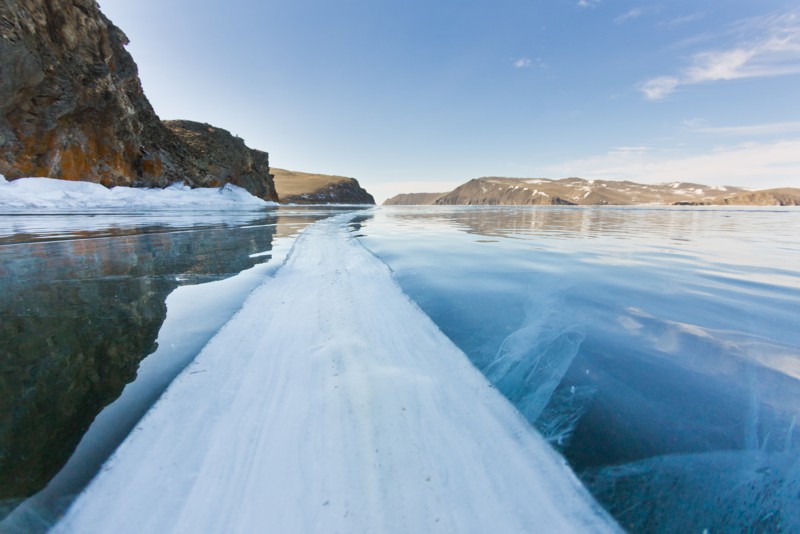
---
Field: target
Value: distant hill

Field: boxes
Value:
[272,168,375,204]
[383,192,446,205]
[712,188,800,206]
[384,177,800,206]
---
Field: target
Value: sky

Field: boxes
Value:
[98,0,800,202]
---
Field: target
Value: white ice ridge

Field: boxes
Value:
[53,214,620,534]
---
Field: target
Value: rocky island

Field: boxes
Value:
[384,177,800,206]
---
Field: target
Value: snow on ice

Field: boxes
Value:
[0,176,272,210]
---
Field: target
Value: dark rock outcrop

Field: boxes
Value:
[0,0,276,200]
[383,192,445,205]
[272,168,375,204]
[164,120,277,201]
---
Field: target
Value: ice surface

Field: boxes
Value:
[0,177,273,210]
[485,292,585,424]
[53,215,619,533]
[584,450,800,532]
[537,384,597,448]
[353,206,800,531]
[1,239,294,532]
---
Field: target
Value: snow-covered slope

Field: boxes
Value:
[53,215,620,533]
[0,176,272,209]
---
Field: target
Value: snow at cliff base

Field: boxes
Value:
[53,214,620,533]
[0,176,272,209]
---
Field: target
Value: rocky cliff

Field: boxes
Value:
[388,176,798,206]
[164,121,276,200]
[272,168,375,204]
[0,0,277,201]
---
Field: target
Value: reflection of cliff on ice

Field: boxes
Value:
[53,215,619,533]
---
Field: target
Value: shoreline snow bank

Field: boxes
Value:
[53,215,620,533]
[0,177,273,210]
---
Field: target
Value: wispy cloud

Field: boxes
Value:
[609,146,652,155]
[684,119,800,136]
[640,10,800,100]
[639,76,679,100]
[659,11,706,30]
[512,57,545,69]
[577,0,601,9]
[543,139,800,188]
[514,58,532,68]
[615,8,645,24]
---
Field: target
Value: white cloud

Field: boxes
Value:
[684,119,800,136]
[577,0,600,9]
[640,10,800,100]
[542,139,800,188]
[638,76,679,100]
[514,58,533,68]
[615,8,644,24]
[683,48,756,81]
[609,146,652,155]
[512,57,546,69]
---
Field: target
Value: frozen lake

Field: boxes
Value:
[359,206,800,532]
[0,206,359,530]
[1,205,799,532]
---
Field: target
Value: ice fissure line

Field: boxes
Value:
[54,213,620,533]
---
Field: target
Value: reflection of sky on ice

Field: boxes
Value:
[359,205,800,532]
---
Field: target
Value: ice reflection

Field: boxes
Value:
[0,206,362,525]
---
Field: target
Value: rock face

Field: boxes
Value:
[0,0,277,200]
[272,168,375,204]
[383,192,445,205]
[164,121,277,201]
[391,176,799,206]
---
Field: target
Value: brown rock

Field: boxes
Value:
[164,120,277,201]
[0,0,276,200]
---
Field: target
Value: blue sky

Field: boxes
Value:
[99,0,800,202]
